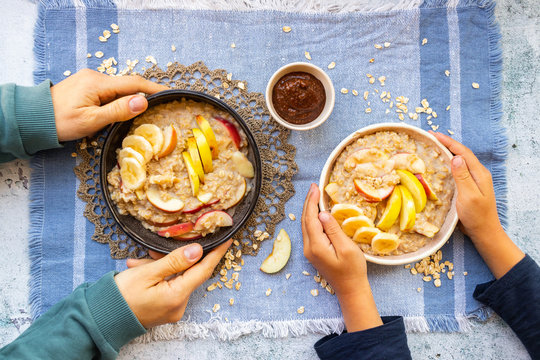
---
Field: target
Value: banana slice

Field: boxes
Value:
[134,124,164,155]
[341,215,375,237]
[330,204,364,225]
[122,135,153,163]
[352,227,381,244]
[371,232,400,254]
[118,147,145,166]
[120,157,146,190]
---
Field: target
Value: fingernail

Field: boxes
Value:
[129,96,146,112]
[452,156,464,167]
[319,212,330,222]
[183,244,201,261]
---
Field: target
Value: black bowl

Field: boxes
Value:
[100,89,262,254]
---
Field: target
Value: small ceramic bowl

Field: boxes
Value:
[100,89,262,254]
[319,123,458,265]
[265,62,335,131]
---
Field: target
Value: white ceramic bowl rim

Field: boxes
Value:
[265,62,335,131]
[318,122,459,266]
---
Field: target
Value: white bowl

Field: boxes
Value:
[318,123,459,266]
[265,62,335,131]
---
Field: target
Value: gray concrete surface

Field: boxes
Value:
[0,0,538,359]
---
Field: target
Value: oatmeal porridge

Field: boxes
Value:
[325,131,454,256]
[107,98,255,240]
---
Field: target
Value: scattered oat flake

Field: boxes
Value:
[327,62,336,69]
[385,109,390,114]
[227,73,232,81]
[237,82,245,90]
[86,53,92,58]
[145,55,157,65]
[71,152,77,157]
[297,306,305,314]
[423,276,432,282]
[472,82,480,89]
[369,78,375,84]
[95,51,104,58]
[288,213,296,221]
[463,271,468,276]
[341,88,349,94]
[446,105,451,111]
[63,70,71,76]
[363,91,369,100]
[434,279,442,287]
[302,271,310,276]
[384,42,391,48]
[411,268,418,275]
[282,26,292,33]
[310,289,319,297]
[229,298,234,306]
[365,108,372,114]
[445,70,450,77]
[352,89,359,96]
[265,288,272,296]
[422,38,428,45]
[417,287,422,292]
[369,58,375,63]
[99,36,107,42]
[230,43,236,48]
[431,125,440,131]
[111,23,119,30]
[374,44,383,49]
[235,282,241,290]
[304,51,311,60]
[103,30,111,39]
[398,113,405,121]
[166,62,172,67]
[171,44,176,52]
[286,273,291,280]
[212,304,220,313]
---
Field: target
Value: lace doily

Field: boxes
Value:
[74,61,298,259]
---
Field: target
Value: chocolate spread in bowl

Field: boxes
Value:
[271,71,326,125]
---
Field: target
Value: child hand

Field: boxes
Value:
[115,240,232,328]
[50,69,168,142]
[302,183,382,331]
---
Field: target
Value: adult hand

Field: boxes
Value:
[115,240,232,328]
[302,183,382,332]
[432,132,524,278]
[51,69,168,141]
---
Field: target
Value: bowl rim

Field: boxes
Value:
[318,122,459,265]
[265,61,335,131]
[100,89,262,254]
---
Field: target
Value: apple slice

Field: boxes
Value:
[214,116,241,149]
[391,153,426,174]
[192,128,213,173]
[225,177,247,209]
[354,179,394,203]
[182,202,204,214]
[145,218,180,227]
[376,187,402,231]
[260,229,291,274]
[119,157,146,190]
[158,124,177,158]
[122,135,153,163]
[371,232,400,254]
[157,222,194,238]
[415,174,439,201]
[182,151,200,196]
[118,147,145,166]
[396,170,427,212]
[146,185,185,213]
[341,215,375,237]
[196,115,218,157]
[197,192,214,204]
[187,137,205,182]
[330,204,364,225]
[344,148,389,171]
[232,151,255,178]
[173,231,203,241]
[194,210,233,231]
[352,227,381,244]
[398,185,416,232]
[324,182,341,203]
[134,124,164,156]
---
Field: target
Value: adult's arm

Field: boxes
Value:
[0,81,62,162]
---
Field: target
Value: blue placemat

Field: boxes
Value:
[29,0,506,340]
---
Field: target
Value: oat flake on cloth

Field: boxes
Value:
[29,0,506,341]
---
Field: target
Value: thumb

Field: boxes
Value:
[451,155,480,196]
[95,94,148,127]
[319,211,351,249]
[147,243,203,280]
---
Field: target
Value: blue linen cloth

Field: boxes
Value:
[29,0,506,339]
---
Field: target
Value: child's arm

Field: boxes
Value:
[434,132,539,358]
[302,184,411,360]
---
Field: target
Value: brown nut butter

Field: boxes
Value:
[272,71,326,125]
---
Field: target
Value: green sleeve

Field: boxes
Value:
[0,80,62,163]
[0,271,146,360]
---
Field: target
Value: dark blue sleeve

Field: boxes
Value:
[314,316,411,360]
[473,254,540,360]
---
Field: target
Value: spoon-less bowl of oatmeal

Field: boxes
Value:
[319,123,458,265]
[100,90,262,254]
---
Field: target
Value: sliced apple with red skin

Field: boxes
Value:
[157,222,194,238]
[415,174,439,201]
[196,115,218,157]
[182,151,200,196]
[146,218,180,227]
[396,169,427,212]
[214,116,241,149]
[173,231,203,241]
[146,185,185,213]
[376,186,402,231]
[158,124,178,158]
[231,151,254,178]
[260,229,291,274]
[187,137,205,182]
[353,178,394,203]
[182,202,205,214]
[224,177,247,209]
[398,185,416,232]
[194,210,233,231]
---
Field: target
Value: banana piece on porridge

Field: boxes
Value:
[122,135,154,163]
[134,124,164,156]
[119,157,146,190]
[371,232,400,254]
[330,204,364,225]
[341,215,375,237]
[352,227,381,244]
[118,147,145,166]
[391,153,426,174]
